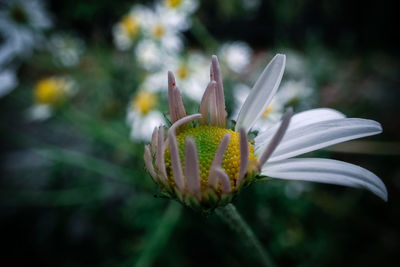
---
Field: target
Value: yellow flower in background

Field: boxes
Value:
[133,90,157,115]
[127,90,165,142]
[121,14,140,38]
[28,76,76,121]
[165,0,183,8]
[34,77,71,106]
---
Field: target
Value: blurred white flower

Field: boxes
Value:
[282,50,308,79]
[143,52,209,102]
[27,76,77,120]
[140,7,185,53]
[0,68,18,98]
[126,90,165,142]
[48,34,85,67]
[135,39,174,71]
[0,0,52,59]
[218,42,252,73]
[277,80,315,110]
[112,5,151,51]
[162,0,198,16]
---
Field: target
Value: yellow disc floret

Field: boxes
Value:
[165,126,258,190]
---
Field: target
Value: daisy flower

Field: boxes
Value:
[28,76,76,120]
[127,90,165,142]
[48,33,85,67]
[143,54,387,214]
[139,6,186,54]
[112,5,151,51]
[162,0,198,17]
[0,0,52,59]
[142,52,210,102]
[218,41,253,73]
[135,39,175,71]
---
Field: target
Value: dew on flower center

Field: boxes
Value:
[133,91,157,115]
[165,126,258,190]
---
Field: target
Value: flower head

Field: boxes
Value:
[144,54,387,214]
[127,90,165,142]
[48,33,85,67]
[28,76,76,120]
[0,0,52,58]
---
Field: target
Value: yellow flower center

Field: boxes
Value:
[165,0,183,8]
[133,91,157,115]
[176,65,189,80]
[121,15,140,37]
[34,78,67,105]
[165,126,258,190]
[152,24,165,39]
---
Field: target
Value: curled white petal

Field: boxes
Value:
[257,118,382,162]
[261,158,387,201]
[255,108,346,145]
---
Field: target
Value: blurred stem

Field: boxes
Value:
[134,202,182,267]
[191,16,218,52]
[216,204,277,267]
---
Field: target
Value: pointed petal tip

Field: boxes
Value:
[168,71,176,84]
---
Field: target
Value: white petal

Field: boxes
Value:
[255,108,346,145]
[257,118,382,162]
[235,54,286,132]
[261,158,387,201]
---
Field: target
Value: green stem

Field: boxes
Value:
[134,202,183,267]
[216,203,277,267]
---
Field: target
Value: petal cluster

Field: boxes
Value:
[143,53,387,213]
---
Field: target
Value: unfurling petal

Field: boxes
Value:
[211,55,226,127]
[168,71,187,123]
[257,108,293,168]
[169,130,184,190]
[185,138,201,199]
[144,145,157,181]
[237,128,249,186]
[261,158,387,201]
[199,81,217,125]
[235,54,286,133]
